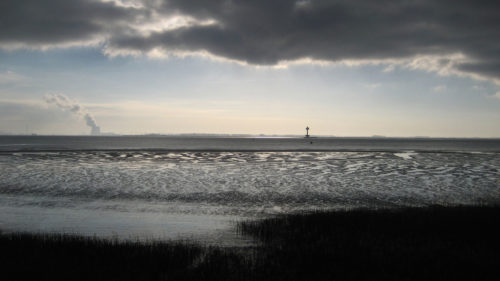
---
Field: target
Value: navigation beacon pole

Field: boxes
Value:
[305,126,310,138]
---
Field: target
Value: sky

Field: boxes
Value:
[1,0,500,137]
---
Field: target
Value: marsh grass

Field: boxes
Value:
[2,206,499,280]
[237,205,500,280]
[0,233,204,281]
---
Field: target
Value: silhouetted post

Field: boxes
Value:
[305,126,310,138]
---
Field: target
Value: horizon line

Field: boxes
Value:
[1,133,500,140]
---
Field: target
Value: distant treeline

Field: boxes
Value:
[1,205,499,281]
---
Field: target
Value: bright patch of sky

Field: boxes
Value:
[1,47,499,137]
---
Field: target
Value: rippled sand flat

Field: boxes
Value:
[1,144,499,243]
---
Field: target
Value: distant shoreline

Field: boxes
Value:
[1,134,500,140]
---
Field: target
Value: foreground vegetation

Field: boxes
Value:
[1,206,499,280]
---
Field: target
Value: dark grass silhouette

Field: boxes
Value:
[237,205,500,281]
[0,234,204,281]
[1,206,499,281]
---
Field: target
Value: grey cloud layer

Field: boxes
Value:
[0,0,145,45]
[2,0,500,81]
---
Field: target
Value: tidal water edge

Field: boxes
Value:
[1,136,499,244]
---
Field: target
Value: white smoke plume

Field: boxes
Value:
[44,94,101,135]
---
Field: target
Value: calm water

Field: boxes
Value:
[1,136,499,244]
[1,135,500,152]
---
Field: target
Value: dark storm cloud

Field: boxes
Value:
[0,0,145,45]
[2,0,500,82]
[112,0,500,81]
